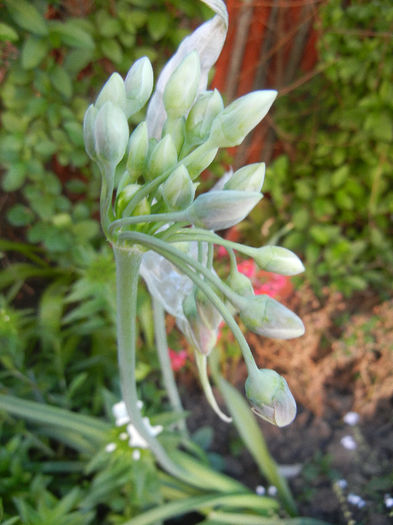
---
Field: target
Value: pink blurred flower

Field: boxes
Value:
[237,259,257,279]
[169,348,188,371]
[237,260,293,300]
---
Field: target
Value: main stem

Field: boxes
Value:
[113,245,188,481]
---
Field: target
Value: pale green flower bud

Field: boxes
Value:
[194,287,222,332]
[95,72,126,112]
[182,293,217,355]
[251,246,304,276]
[94,101,129,167]
[162,165,195,210]
[224,163,265,193]
[115,184,150,218]
[239,295,305,339]
[126,121,149,182]
[146,134,178,181]
[184,146,218,180]
[186,89,224,145]
[83,104,97,160]
[186,190,262,230]
[226,271,254,298]
[163,51,201,119]
[162,117,185,154]
[208,90,277,148]
[125,56,154,118]
[245,368,296,427]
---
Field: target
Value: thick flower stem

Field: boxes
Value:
[113,245,189,481]
[152,296,188,437]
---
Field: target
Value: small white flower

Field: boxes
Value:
[341,435,357,450]
[112,401,130,426]
[343,411,359,426]
[255,485,266,495]
[127,423,149,448]
[337,479,348,489]
[267,486,278,496]
[384,494,393,508]
[347,493,366,508]
[119,432,128,440]
[132,449,141,461]
[105,442,117,453]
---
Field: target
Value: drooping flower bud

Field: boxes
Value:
[95,72,126,112]
[245,368,296,427]
[224,163,265,193]
[186,89,224,146]
[126,121,149,182]
[208,90,277,148]
[83,104,98,160]
[226,270,254,298]
[186,190,262,231]
[163,51,201,119]
[251,246,304,276]
[182,292,218,355]
[94,101,129,167]
[239,294,305,339]
[115,184,150,218]
[146,134,178,181]
[162,165,195,210]
[194,287,222,332]
[125,56,154,118]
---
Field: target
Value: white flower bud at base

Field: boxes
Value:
[162,165,195,210]
[125,57,154,118]
[126,121,149,182]
[252,246,304,276]
[146,135,178,181]
[115,184,150,218]
[95,72,126,112]
[224,163,265,193]
[245,369,296,427]
[186,89,224,145]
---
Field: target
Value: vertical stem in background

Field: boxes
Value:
[152,296,188,437]
[113,245,188,482]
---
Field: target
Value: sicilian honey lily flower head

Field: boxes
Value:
[84,0,305,441]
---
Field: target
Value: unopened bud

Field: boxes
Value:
[208,90,277,148]
[94,101,129,167]
[251,246,304,276]
[195,288,222,332]
[115,184,150,217]
[163,51,201,119]
[224,163,265,193]
[126,121,149,182]
[186,89,224,145]
[125,56,154,118]
[226,271,254,298]
[83,104,97,160]
[245,368,296,427]
[162,165,195,210]
[184,146,218,180]
[182,293,218,355]
[162,117,185,154]
[146,134,178,181]
[95,72,126,112]
[239,295,305,339]
[186,190,262,231]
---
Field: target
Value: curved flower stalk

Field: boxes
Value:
[84,0,305,484]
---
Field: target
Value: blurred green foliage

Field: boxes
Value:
[264,0,393,296]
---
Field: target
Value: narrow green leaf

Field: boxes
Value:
[0,22,18,42]
[49,20,95,50]
[6,0,48,36]
[208,512,331,525]
[51,65,73,99]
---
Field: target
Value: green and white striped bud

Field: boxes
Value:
[184,146,218,180]
[251,246,304,276]
[195,287,221,332]
[146,134,178,181]
[208,90,277,148]
[94,101,129,167]
[162,117,185,154]
[182,292,218,355]
[115,183,150,218]
[163,51,201,119]
[126,121,149,182]
[162,165,195,210]
[224,163,265,193]
[245,368,296,427]
[95,72,126,112]
[83,104,98,160]
[186,190,262,231]
[186,89,224,145]
[125,56,154,118]
[239,294,305,339]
